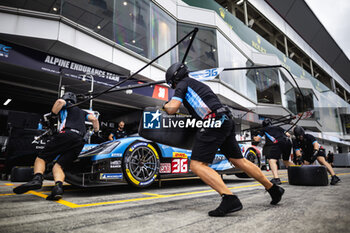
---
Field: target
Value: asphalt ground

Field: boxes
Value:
[0,168,349,233]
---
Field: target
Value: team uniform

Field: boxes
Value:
[38,102,89,169]
[171,76,243,163]
[257,126,292,161]
[110,129,127,140]
[292,134,326,163]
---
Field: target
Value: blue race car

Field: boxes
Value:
[64,136,262,188]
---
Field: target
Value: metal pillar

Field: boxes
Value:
[284,36,289,57]
[243,0,248,26]
[309,59,314,77]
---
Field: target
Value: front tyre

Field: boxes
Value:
[123,142,160,188]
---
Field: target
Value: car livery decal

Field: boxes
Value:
[160,163,171,173]
[172,152,187,158]
[210,161,234,171]
[140,175,157,186]
[100,173,123,179]
[129,142,148,152]
[111,153,123,157]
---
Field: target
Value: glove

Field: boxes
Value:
[296,156,303,165]
[310,150,318,163]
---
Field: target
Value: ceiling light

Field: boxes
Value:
[212,48,216,52]
[236,0,244,5]
[53,7,58,12]
[123,1,128,6]
[315,73,319,78]
[3,99,11,106]
[132,40,136,43]
[97,25,101,29]
[248,19,255,28]
[289,52,295,58]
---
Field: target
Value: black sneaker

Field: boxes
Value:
[267,184,284,205]
[208,194,243,217]
[270,178,282,185]
[330,175,340,185]
[46,181,63,201]
[13,173,43,194]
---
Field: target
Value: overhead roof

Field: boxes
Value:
[265,0,350,85]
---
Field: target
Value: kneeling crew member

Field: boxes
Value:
[163,62,284,217]
[13,92,99,200]
[253,118,294,185]
[293,126,340,185]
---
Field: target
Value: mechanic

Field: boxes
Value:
[13,92,99,200]
[108,120,127,141]
[163,62,284,217]
[327,151,334,167]
[253,118,294,185]
[293,125,340,185]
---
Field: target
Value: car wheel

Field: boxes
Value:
[235,149,260,178]
[288,165,328,186]
[123,142,160,188]
[11,167,33,182]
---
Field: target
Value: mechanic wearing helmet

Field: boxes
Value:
[163,62,284,217]
[253,118,294,185]
[13,92,100,200]
[293,125,340,185]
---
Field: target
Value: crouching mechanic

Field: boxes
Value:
[163,62,284,217]
[13,92,99,200]
[253,118,294,185]
[293,126,340,185]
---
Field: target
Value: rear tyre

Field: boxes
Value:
[11,167,34,182]
[288,165,328,186]
[122,142,160,188]
[235,149,260,178]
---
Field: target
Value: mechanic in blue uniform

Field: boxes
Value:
[13,92,100,200]
[253,118,294,185]
[163,62,284,217]
[108,120,127,141]
[293,125,340,185]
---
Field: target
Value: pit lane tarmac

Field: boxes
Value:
[0,168,349,233]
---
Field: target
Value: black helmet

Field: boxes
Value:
[165,62,188,89]
[62,92,77,104]
[262,118,272,127]
[294,125,305,137]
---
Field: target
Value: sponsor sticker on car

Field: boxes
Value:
[100,173,123,179]
[129,142,148,151]
[160,163,171,173]
[171,158,188,173]
[172,152,187,158]
[110,160,121,168]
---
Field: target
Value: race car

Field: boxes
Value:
[63,136,262,188]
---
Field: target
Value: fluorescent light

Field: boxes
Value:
[236,0,244,5]
[97,25,101,29]
[53,7,58,11]
[123,1,127,6]
[3,99,11,106]
[315,73,320,78]
[289,52,295,58]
